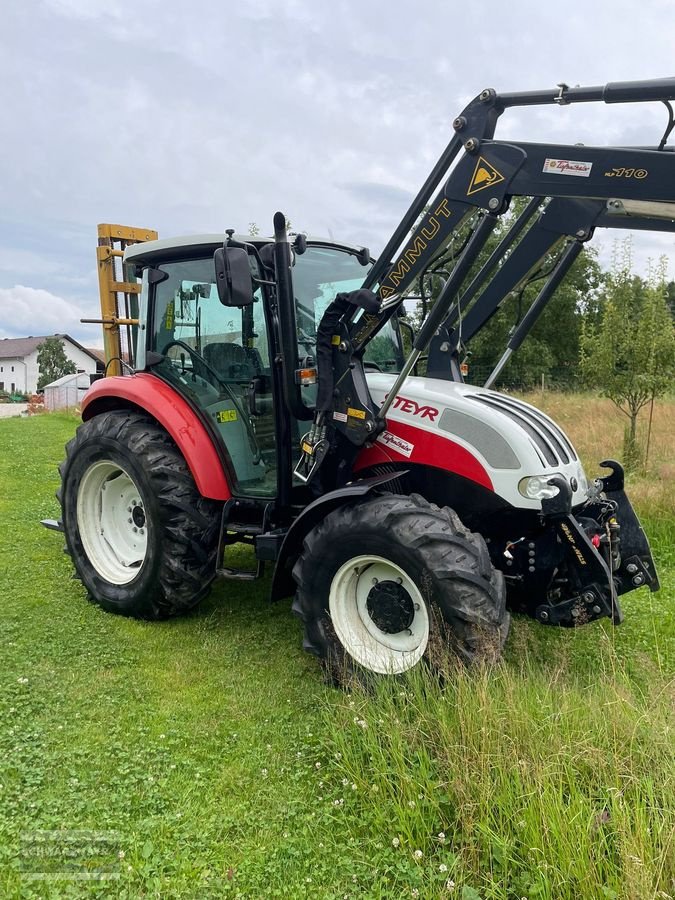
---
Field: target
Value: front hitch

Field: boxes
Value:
[596,460,660,594]
[538,475,622,627]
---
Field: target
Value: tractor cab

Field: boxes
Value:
[121,232,403,502]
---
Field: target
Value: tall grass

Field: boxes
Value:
[318,648,673,899]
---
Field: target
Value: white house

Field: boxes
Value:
[0,334,103,395]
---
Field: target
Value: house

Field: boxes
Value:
[0,334,103,395]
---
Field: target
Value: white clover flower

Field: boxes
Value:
[445,879,455,891]
[392,837,400,848]
[261,768,268,777]
[408,800,416,808]
[315,762,321,769]
[342,778,349,786]
[438,832,446,843]
[118,850,125,859]
[351,783,357,791]
[413,849,423,860]
[439,863,448,872]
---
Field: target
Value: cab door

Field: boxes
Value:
[148,255,277,498]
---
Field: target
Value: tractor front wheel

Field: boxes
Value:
[292,493,508,685]
[59,410,221,619]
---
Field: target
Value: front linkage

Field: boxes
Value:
[524,461,659,628]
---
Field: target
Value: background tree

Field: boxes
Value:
[580,242,675,470]
[36,337,76,391]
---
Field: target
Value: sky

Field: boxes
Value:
[1,0,674,345]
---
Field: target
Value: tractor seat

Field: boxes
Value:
[203,342,262,381]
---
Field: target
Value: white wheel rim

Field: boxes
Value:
[328,555,429,675]
[76,460,148,585]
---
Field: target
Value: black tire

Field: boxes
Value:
[58,409,222,619]
[292,493,509,685]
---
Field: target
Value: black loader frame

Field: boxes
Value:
[295,77,675,477]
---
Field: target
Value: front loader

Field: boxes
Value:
[48,77,671,684]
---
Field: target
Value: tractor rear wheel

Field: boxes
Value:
[292,493,508,685]
[59,410,221,619]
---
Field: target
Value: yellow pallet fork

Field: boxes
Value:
[83,224,157,376]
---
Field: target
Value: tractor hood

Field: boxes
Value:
[363,373,590,510]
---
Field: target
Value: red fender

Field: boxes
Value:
[81,374,232,501]
[354,419,493,490]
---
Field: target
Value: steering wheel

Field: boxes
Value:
[162,339,263,463]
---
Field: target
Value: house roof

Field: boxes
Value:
[0,334,102,363]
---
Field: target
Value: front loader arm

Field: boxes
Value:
[297,78,675,480]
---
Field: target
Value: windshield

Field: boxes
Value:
[292,245,402,404]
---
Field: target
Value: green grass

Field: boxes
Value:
[0,409,673,899]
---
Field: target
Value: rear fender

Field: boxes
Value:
[270,471,403,602]
[81,374,232,501]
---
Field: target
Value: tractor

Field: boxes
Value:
[47,78,673,684]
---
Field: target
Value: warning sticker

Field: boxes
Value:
[467,156,505,195]
[216,409,238,423]
[347,407,366,420]
[543,158,593,177]
[333,411,348,423]
[376,431,414,458]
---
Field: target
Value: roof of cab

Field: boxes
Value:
[123,233,369,265]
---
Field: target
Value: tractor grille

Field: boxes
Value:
[469,393,577,467]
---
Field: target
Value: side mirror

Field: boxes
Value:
[214,246,254,307]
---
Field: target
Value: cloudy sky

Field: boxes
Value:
[1,0,674,345]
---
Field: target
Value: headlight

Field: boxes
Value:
[518,474,563,500]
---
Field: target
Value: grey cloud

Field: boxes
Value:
[0,0,673,340]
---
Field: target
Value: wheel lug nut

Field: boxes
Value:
[396,577,403,584]
[372,578,378,585]
[414,603,420,611]
[127,507,132,513]
[128,518,132,524]
[133,526,138,533]
[139,529,144,535]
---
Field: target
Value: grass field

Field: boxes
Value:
[0,396,672,899]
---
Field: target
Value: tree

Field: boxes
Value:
[37,337,77,391]
[579,241,675,469]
